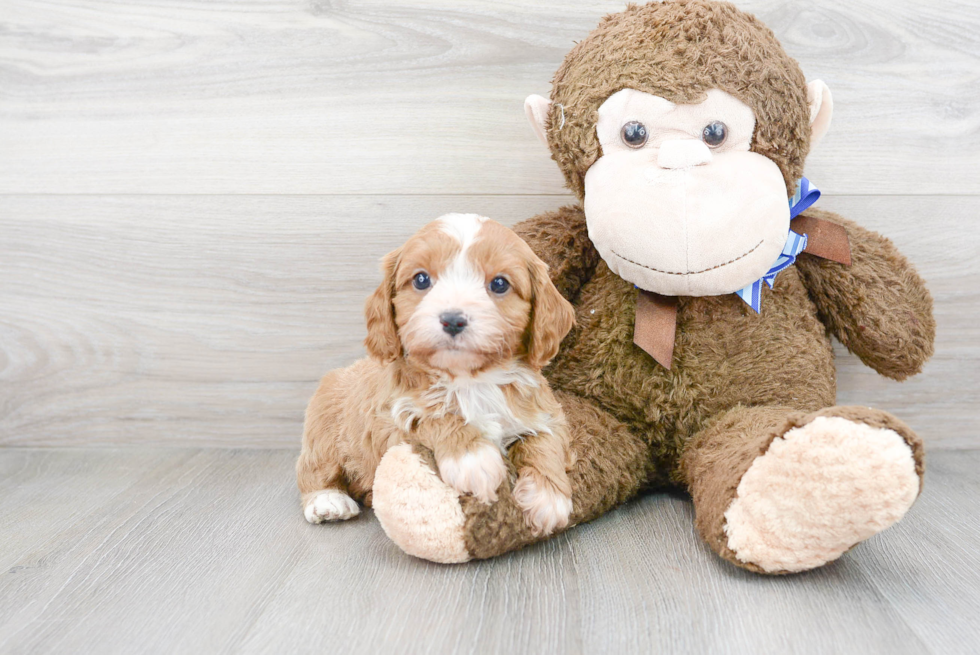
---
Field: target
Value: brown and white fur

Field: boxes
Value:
[296,213,576,536]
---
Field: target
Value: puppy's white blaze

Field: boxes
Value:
[437,213,488,252]
[513,473,573,536]
[305,489,360,523]
[437,441,508,504]
[434,213,490,323]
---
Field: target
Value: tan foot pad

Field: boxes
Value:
[373,444,471,564]
[724,416,920,573]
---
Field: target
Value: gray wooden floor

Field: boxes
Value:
[0,447,978,655]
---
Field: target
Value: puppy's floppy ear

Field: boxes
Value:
[364,247,402,362]
[526,258,575,370]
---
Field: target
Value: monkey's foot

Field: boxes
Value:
[723,414,921,573]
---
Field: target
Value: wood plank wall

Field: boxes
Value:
[1,0,978,448]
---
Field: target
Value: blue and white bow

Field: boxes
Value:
[734,177,820,313]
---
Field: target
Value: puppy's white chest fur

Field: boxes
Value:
[392,365,551,450]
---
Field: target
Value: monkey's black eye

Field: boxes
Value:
[621,121,648,148]
[412,271,431,291]
[489,276,510,295]
[701,121,728,148]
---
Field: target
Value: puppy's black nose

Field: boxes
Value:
[440,312,468,336]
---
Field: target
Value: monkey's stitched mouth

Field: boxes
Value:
[608,239,764,276]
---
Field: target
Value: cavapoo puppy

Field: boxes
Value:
[297,213,576,536]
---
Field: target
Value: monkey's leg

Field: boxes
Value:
[371,391,652,563]
[679,405,924,574]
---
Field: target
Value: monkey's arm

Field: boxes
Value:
[512,205,600,301]
[794,208,935,381]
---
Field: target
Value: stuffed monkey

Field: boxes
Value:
[370,0,935,573]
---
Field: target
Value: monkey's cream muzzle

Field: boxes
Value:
[582,88,791,297]
[584,145,790,296]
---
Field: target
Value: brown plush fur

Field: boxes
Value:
[794,210,936,380]
[425,0,935,568]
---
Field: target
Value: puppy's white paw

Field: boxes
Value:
[437,442,508,504]
[513,471,572,536]
[304,489,360,524]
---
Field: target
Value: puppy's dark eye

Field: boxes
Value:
[621,121,648,148]
[412,271,431,291]
[701,121,728,148]
[489,276,510,294]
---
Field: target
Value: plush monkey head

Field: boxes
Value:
[525,0,834,296]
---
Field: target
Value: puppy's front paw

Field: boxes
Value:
[513,470,572,536]
[437,442,507,504]
[304,489,360,524]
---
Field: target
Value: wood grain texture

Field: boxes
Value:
[0,448,978,654]
[1,194,976,448]
[1,0,978,195]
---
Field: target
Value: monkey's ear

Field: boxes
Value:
[524,94,552,147]
[807,80,834,149]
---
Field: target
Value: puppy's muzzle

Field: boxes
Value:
[439,311,468,336]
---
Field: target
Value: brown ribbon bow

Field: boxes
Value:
[633,215,851,369]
